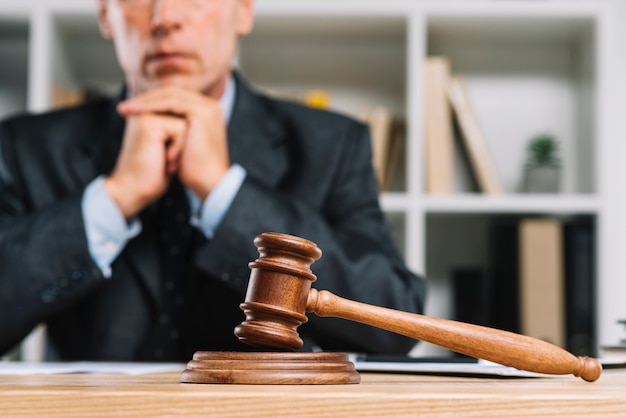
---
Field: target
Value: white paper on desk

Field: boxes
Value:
[353,359,556,378]
[0,361,185,375]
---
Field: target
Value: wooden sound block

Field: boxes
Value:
[180,351,361,385]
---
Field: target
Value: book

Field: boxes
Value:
[447,76,503,195]
[363,106,395,190]
[488,219,520,334]
[563,218,596,356]
[381,119,405,191]
[424,56,455,194]
[452,121,482,193]
[452,267,494,328]
[518,218,565,347]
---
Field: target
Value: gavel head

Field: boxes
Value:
[234,232,322,351]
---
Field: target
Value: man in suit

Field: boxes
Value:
[0,0,426,361]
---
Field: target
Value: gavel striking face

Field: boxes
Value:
[235,232,602,382]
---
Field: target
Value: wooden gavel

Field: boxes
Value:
[234,232,602,382]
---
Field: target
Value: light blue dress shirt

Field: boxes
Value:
[81,76,246,278]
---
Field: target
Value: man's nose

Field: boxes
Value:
[150,0,182,37]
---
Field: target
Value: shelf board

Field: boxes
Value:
[380,192,412,212]
[424,194,599,214]
[381,193,599,215]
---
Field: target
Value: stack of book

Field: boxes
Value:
[424,56,503,195]
[452,216,596,357]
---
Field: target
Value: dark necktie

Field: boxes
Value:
[147,177,194,361]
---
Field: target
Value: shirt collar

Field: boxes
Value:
[219,74,236,124]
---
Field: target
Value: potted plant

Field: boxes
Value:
[522,133,560,193]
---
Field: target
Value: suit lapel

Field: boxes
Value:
[227,74,289,188]
[69,94,125,186]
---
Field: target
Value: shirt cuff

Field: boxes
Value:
[188,164,247,239]
[81,175,142,278]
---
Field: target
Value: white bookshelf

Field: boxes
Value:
[1,0,625,360]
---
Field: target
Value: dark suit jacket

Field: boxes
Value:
[0,74,426,361]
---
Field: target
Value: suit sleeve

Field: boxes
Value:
[192,121,427,354]
[0,121,105,356]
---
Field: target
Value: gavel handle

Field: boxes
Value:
[307,289,602,382]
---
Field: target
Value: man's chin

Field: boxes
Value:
[145,76,203,92]
[134,70,225,97]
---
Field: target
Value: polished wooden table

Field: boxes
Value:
[1,369,625,417]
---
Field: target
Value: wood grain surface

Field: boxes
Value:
[1,370,625,417]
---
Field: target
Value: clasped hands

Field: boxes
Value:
[104,87,230,219]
